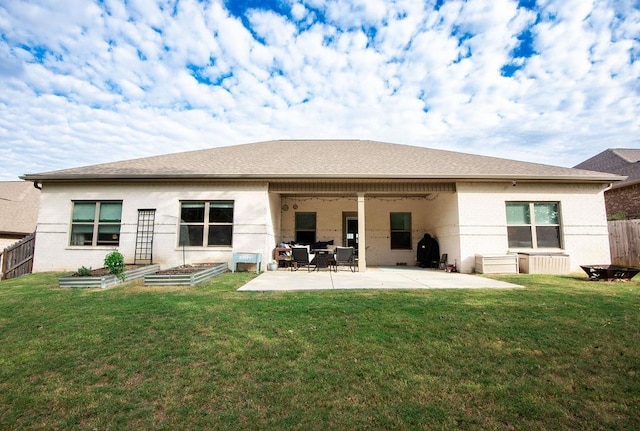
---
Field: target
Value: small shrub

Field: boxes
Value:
[104,250,126,280]
[77,266,93,276]
[608,211,627,221]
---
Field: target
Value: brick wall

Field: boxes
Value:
[606,183,640,219]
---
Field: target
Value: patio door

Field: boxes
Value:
[343,212,358,253]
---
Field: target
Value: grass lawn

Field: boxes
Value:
[1,272,639,430]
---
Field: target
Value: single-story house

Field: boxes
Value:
[574,148,640,219]
[21,140,624,274]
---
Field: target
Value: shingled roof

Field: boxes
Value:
[0,181,40,236]
[22,140,624,183]
[574,148,640,186]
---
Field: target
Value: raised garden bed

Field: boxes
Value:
[59,264,160,288]
[144,263,227,286]
[580,265,640,281]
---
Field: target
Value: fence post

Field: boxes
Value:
[1,247,8,280]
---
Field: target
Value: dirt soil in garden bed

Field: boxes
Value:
[155,264,217,275]
[71,265,146,277]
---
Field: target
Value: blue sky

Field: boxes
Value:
[1,0,639,180]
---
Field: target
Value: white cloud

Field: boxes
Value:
[0,0,638,180]
[324,0,388,28]
[290,3,308,21]
[249,10,298,46]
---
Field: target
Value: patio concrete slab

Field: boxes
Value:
[237,266,522,291]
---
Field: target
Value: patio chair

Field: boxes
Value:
[334,246,355,272]
[438,254,448,270]
[291,247,314,272]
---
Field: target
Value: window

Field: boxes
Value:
[506,202,561,248]
[179,201,234,247]
[295,212,316,244]
[390,212,412,249]
[70,201,122,246]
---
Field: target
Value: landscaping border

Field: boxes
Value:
[144,263,227,286]
[59,264,160,288]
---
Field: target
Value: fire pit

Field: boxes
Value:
[580,265,640,281]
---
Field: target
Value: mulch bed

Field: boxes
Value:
[72,265,145,277]
[154,264,214,275]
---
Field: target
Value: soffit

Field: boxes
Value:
[269,181,456,194]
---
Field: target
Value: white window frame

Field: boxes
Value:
[69,201,122,247]
[178,200,234,247]
[506,202,562,249]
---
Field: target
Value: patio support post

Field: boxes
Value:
[357,192,366,272]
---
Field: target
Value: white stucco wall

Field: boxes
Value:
[33,180,612,275]
[364,195,456,266]
[279,196,358,246]
[456,182,611,273]
[33,181,274,272]
[423,193,460,269]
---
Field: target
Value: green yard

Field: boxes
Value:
[1,272,639,430]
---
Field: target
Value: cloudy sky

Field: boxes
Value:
[1,0,639,181]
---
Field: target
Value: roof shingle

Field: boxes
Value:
[23,140,624,182]
[0,181,40,235]
[574,148,640,185]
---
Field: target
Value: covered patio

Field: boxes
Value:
[270,179,459,272]
[238,266,522,291]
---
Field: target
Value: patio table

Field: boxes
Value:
[311,249,335,271]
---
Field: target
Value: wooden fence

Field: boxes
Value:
[608,220,640,267]
[1,232,36,280]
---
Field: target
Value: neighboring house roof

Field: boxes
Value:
[22,140,624,183]
[574,148,640,188]
[0,181,40,236]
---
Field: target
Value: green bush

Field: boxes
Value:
[608,211,627,221]
[104,250,126,280]
[77,266,92,276]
